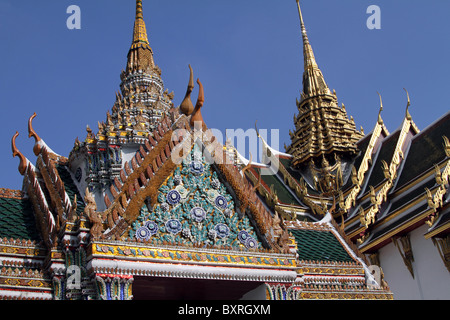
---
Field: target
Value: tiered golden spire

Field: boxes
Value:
[296,0,317,70]
[131,0,151,50]
[287,1,364,194]
[296,0,331,99]
[126,0,155,73]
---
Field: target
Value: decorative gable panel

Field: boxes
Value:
[127,143,262,250]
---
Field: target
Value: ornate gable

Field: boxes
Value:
[128,143,263,250]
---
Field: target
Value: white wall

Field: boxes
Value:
[378,224,450,299]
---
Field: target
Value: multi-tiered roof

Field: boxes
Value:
[0,1,395,300]
[285,1,364,196]
[246,0,450,291]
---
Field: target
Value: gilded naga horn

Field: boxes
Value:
[403,88,412,119]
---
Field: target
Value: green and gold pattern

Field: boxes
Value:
[92,242,296,268]
[127,144,262,250]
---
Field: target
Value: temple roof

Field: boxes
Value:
[357,111,450,249]
[0,189,40,241]
[394,112,450,190]
[0,1,396,300]
[290,228,354,263]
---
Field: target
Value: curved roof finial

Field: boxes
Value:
[28,113,43,155]
[377,91,384,124]
[180,64,195,115]
[190,78,206,131]
[11,132,28,175]
[403,88,412,119]
[241,152,253,176]
[443,135,450,158]
[254,120,260,138]
[196,79,204,106]
[255,120,274,159]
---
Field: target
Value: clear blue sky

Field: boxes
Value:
[1,0,449,190]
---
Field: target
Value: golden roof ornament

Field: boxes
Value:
[296,0,317,70]
[377,91,383,120]
[286,1,364,195]
[131,0,151,50]
[89,0,174,148]
[296,0,330,99]
[404,88,412,120]
[126,0,155,73]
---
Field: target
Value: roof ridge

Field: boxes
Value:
[0,188,24,200]
[96,116,189,240]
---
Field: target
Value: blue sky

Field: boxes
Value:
[1,0,449,190]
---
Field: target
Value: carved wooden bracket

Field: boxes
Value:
[393,235,415,278]
[432,236,450,273]
[425,136,450,227]
[359,206,376,229]
[368,251,380,267]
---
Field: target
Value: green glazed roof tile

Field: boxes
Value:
[0,196,41,241]
[366,130,400,189]
[290,228,354,263]
[56,164,85,214]
[252,166,301,206]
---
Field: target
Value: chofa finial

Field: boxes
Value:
[403,88,412,119]
[28,113,43,156]
[190,77,207,131]
[180,64,195,115]
[11,132,28,175]
[255,120,260,138]
[376,92,384,124]
[377,92,383,114]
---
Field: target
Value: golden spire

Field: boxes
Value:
[131,0,151,50]
[296,0,331,99]
[287,1,364,190]
[126,0,155,73]
[296,0,317,70]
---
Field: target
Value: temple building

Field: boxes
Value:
[1,0,446,300]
